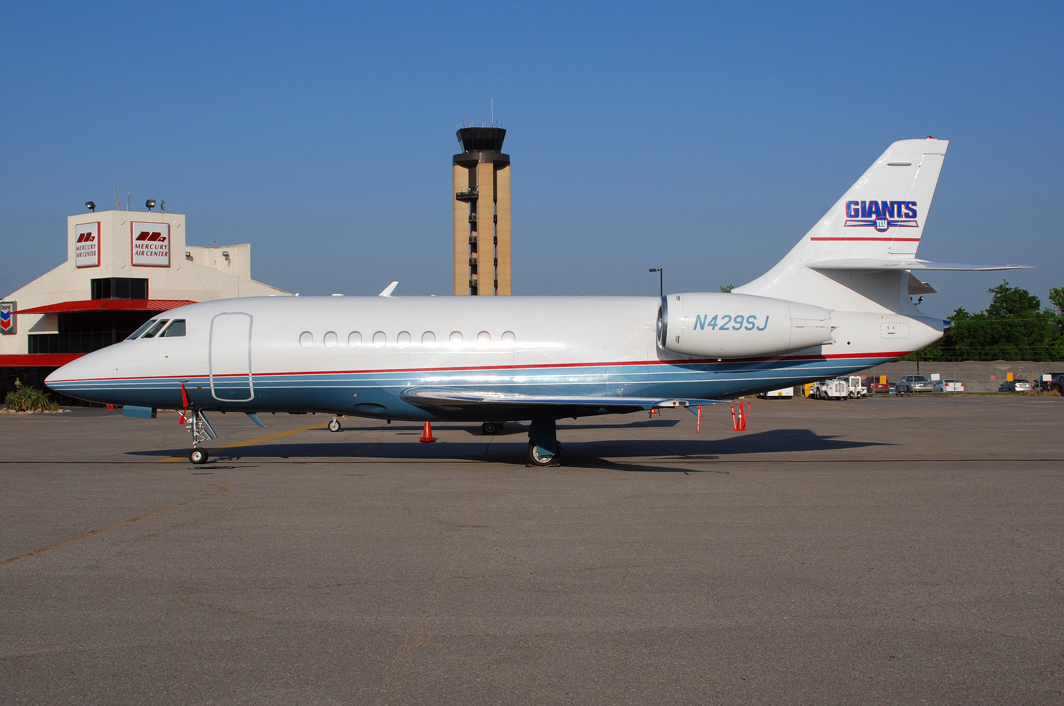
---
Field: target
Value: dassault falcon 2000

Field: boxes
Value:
[48,138,1024,465]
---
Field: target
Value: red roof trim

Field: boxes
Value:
[17,300,196,315]
[0,354,83,367]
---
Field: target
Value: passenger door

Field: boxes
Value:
[210,313,254,401]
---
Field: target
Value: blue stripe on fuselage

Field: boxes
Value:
[47,356,892,419]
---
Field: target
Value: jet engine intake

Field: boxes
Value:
[657,292,832,358]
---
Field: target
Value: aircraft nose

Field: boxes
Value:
[46,348,116,403]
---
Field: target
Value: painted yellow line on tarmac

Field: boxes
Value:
[1,483,229,567]
[158,422,328,462]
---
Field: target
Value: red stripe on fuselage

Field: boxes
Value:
[809,237,921,242]
[47,350,911,385]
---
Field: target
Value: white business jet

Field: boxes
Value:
[47,138,1024,465]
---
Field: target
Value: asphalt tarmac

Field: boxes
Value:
[1,395,1062,704]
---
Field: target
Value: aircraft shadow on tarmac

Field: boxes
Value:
[131,427,888,469]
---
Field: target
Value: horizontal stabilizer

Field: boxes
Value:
[807,259,1032,272]
[402,388,728,411]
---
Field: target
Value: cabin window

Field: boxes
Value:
[161,319,186,337]
[422,331,435,344]
[502,331,516,343]
[140,319,170,339]
[324,331,338,348]
[477,331,491,343]
[372,331,386,347]
[397,331,411,347]
[348,331,362,347]
[127,319,158,340]
[299,331,313,348]
[449,331,463,343]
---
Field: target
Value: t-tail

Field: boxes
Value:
[735,137,1025,315]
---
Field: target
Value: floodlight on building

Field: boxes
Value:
[160,200,167,212]
[85,201,96,212]
[145,199,157,211]
[649,268,663,297]
[222,251,230,262]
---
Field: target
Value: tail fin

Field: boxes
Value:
[735,138,948,312]
[799,137,947,260]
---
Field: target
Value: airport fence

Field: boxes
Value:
[856,360,1064,393]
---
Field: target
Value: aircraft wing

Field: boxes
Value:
[401,388,728,412]
[807,259,1032,271]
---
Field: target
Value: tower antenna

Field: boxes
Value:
[113,184,120,210]
[491,98,494,126]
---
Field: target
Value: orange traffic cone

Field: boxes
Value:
[419,421,437,443]
[730,402,749,431]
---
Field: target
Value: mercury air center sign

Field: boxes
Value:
[131,222,170,267]
[75,222,100,268]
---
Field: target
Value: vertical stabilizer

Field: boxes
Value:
[735,138,948,313]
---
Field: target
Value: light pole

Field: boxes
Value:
[649,268,662,297]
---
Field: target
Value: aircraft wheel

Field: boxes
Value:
[189,448,208,465]
[328,419,342,433]
[482,421,500,435]
[526,441,559,467]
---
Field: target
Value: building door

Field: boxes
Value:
[210,313,254,401]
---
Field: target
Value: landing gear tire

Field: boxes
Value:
[526,440,560,467]
[328,418,342,433]
[189,448,209,465]
[482,421,501,435]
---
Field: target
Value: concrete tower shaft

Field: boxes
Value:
[453,127,511,295]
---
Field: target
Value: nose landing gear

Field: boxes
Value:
[328,416,342,432]
[184,410,217,465]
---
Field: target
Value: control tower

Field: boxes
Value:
[453,127,511,295]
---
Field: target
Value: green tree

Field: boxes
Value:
[719,284,735,293]
[985,281,1042,318]
[1049,286,1064,315]
[908,281,1064,362]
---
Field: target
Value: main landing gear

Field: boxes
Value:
[185,410,217,465]
[526,416,563,467]
[526,441,565,466]
[481,421,503,435]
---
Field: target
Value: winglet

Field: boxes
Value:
[379,281,399,297]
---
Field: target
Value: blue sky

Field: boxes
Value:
[2,1,1061,318]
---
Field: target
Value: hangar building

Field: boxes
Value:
[0,209,289,398]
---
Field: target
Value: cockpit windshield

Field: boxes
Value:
[140,319,170,339]
[127,319,158,340]
[161,319,186,337]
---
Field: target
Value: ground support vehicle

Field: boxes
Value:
[812,378,851,400]
[758,387,795,399]
[847,376,868,398]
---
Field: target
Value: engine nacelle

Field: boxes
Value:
[657,292,833,358]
